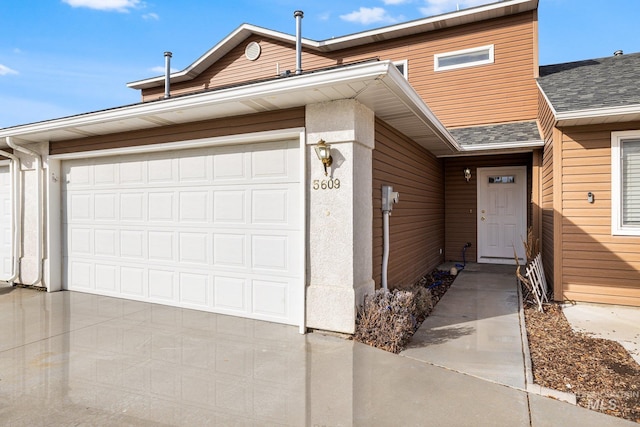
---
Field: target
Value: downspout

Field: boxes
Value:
[6,137,43,286]
[0,149,21,284]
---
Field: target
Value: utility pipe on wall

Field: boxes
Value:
[381,185,399,291]
[6,137,43,287]
[0,149,21,284]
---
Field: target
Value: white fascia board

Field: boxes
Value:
[458,139,544,152]
[555,104,640,125]
[0,62,392,139]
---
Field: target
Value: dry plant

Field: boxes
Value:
[355,286,433,353]
[522,226,539,264]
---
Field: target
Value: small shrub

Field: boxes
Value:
[354,286,433,353]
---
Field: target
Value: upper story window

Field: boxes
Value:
[612,130,640,235]
[434,45,494,72]
[393,60,408,79]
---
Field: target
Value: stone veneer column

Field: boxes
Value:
[305,99,375,334]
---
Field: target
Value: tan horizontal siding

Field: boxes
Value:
[557,121,640,307]
[49,108,305,155]
[142,12,537,128]
[372,118,444,290]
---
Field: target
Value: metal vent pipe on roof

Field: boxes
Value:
[614,50,623,56]
[164,51,172,99]
[294,10,303,75]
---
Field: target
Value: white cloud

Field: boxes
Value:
[0,64,19,76]
[420,0,494,16]
[340,7,402,25]
[143,12,159,20]
[150,66,179,75]
[62,0,142,13]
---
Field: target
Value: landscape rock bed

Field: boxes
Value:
[524,302,640,423]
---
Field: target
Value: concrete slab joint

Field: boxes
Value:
[305,99,375,334]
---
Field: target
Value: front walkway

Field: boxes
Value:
[402,263,525,389]
[0,280,636,426]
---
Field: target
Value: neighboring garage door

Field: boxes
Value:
[62,140,301,325]
[0,165,11,280]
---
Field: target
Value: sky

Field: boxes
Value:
[1,0,639,128]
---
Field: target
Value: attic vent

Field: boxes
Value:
[245,42,261,61]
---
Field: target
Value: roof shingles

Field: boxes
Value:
[538,52,640,113]
[449,120,541,146]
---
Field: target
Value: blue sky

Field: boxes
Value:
[1,0,639,128]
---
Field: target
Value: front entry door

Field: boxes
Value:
[477,166,527,264]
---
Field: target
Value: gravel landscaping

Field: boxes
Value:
[524,302,640,423]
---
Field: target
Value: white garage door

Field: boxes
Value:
[0,165,12,280]
[62,140,302,325]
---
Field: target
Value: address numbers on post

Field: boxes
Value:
[313,179,341,190]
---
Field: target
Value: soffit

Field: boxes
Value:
[0,61,459,157]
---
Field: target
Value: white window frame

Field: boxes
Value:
[611,130,640,236]
[393,59,408,79]
[434,44,494,72]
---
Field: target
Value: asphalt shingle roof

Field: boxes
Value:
[538,52,640,113]
[449,120,541,146]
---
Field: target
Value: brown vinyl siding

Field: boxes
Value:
[372,118,444,289]
[444,153,533,263]
[142,12,538,128]
[558,121,640,306]
[538,90,556,284]
[50,108,305,155]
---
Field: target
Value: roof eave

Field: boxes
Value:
[438,140,543,157]
[555,105,640,127]
[2,61,460,156]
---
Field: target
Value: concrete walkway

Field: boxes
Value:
[563,302,640,365]
[402,263,525,390]
[401,263,638,426]
[0,278,638,425]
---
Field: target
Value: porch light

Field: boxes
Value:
[314,139,333,176]
[464,167,472,182]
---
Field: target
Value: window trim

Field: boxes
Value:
[611,130,640,236]
[393,59,408,79]
[434,44,494,72]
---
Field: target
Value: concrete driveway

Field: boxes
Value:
[0,281,636,426]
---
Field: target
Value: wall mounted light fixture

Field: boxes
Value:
[464,167,472,182]
[314,139,333,176]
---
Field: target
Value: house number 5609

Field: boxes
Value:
[313,179,340,190]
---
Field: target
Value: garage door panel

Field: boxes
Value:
[212,234,246,268]
[148,269,176,301]
[63,140,301,326]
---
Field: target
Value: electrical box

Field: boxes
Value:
[382,185,400,213]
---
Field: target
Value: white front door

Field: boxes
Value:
[0,165,12,280]
[477,166,527,264]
